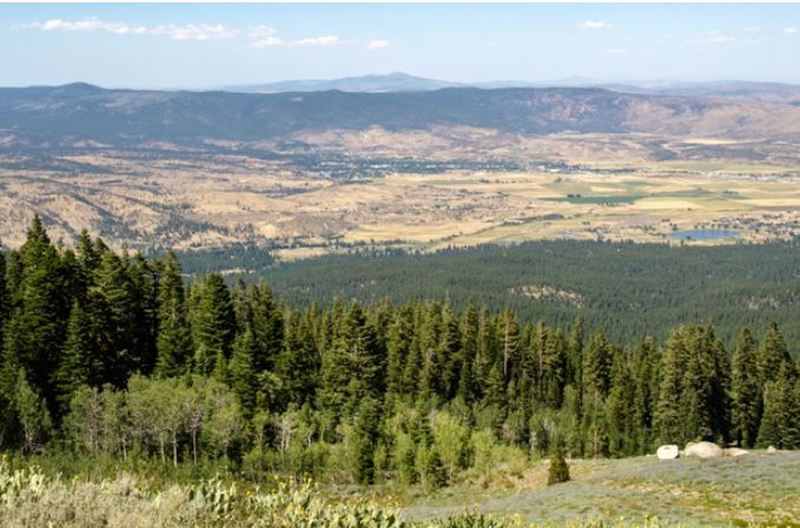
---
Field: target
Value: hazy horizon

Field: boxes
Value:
[2,3,799,88]
[6,72,800,93]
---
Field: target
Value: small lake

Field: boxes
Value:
[669,229,739,241]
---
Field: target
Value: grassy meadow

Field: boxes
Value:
[3,451,798,527]
[400,451,800,527]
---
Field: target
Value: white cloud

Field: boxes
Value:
[783,27,797,34]
[605,47,629,55]
[250,34,341,48]
[686,32,736,45]
[151,24,237,41]
[19,18,362,49]
[247,25,276,38]
[293,35,340,47]
[580,20,612,30]
[366,39,391,50]
[17,17,237,41]
[21,17,147,35]
[250,36,284,48]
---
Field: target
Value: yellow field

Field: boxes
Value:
[1,149,798,259]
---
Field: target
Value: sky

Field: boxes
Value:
[1,3,799,88]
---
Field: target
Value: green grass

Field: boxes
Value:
[3,452,799,527]
[401,452,800,527]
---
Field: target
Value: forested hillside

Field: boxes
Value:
[176,240,800,349]
[1,218,798,488]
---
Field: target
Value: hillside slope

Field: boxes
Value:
[3,84,800,147]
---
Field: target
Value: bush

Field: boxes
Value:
[547,446,570,486]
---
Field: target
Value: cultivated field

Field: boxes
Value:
[1,136,799,258]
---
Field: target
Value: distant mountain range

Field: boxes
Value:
[222,72,464,94]
[2,81,800,149]
[219,72,800,102]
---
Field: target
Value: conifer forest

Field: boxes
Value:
[1,217,798,491]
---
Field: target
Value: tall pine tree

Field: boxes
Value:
[731,328,762,448]
[154,251,193,377]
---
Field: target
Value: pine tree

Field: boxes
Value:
[456,301,479,403]
[0,248,7,349]
[631,337,659,453]
[352,396,382,484]
[499,309,520,382]
[731,328,762,448]
[11,216,71,411]
[54,301,94,416]
[154,251,193,377]
[582,329,612,405]
[484,362,507,408]
[229,328,257,418]
[385,305,412,396]
[474,307,497,399]
[0,315,24,447]
[126,253,159,374]
[757,376,800,449]
[277,310,320,407]
[438,303,462,401]
[319,303,382,423]
[566,317,584,388]
[88,251,144,387]
[191,274,236,376]
[547,443,571,485]
[541,327,568,408]
[654,327,686,445]
[758,322,795,385]
[250,283,284,373]
[417,302,443,401]
[606,348,636,457]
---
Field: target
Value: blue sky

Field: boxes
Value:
[2,3,799,88]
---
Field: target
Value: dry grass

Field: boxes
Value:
[1,143,799,257]
[402,451,800,527]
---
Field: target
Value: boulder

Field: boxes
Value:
[684,441,723,459]
[723,447,748,457]
[656,444,679,460]
[767,446,778,454]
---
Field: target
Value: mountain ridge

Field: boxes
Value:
[3,82,800,148]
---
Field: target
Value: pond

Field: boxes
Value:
[669,229,739,241]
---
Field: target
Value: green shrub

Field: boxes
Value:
[546,446,570,486]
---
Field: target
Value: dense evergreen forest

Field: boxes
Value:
[266,242,800,350]
[1,217,798,488]
[176,240,800,350]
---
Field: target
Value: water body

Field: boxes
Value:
[669,229,739,241]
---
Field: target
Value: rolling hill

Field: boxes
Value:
[2,83,800,150]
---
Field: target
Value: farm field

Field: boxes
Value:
[1,149,799,259]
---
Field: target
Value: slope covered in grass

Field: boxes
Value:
[402,451,800,527]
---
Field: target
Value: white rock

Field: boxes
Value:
[767,446,778,454]
[657,444,680,460]
[684,441,723,459]
[724,447,748,457]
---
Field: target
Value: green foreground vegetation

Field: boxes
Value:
[1,217,799,526]
[3,453,800,527]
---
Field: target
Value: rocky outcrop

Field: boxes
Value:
[657,444,680,460]
[684,441,723,458]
